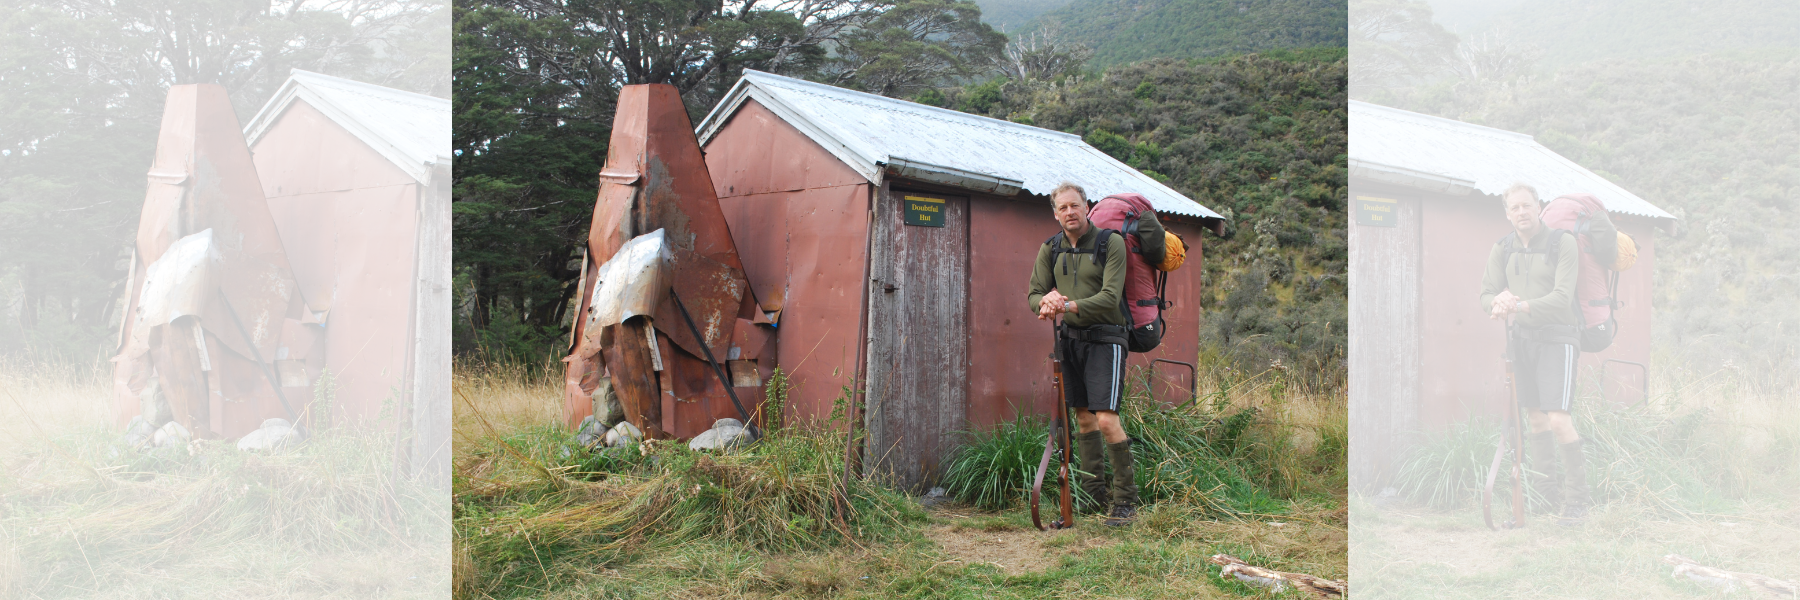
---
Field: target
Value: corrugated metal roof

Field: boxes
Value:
[696,70,1222,221]
[243,70,451,184]
[1349,100,1673,220]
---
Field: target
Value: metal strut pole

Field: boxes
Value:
[670,289,761,441]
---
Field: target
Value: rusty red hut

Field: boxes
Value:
[1346,101,1675,488]
[244,70,450,476]
[693,71,1224,489]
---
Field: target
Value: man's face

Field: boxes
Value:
[1504,191,1540,237]
[1053,191,1088,236]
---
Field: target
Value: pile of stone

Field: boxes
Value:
[237,418,303,452]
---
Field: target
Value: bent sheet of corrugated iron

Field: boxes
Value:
[587,229,671,330]
[134,229,222,333]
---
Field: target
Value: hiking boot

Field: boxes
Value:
[1557,503,1588,527]
[1559,439,1590,525]
[1527,431,1562,512]
[1076,430,1109,513]
[1106,438,1139,511]
[1105,503,1137,527]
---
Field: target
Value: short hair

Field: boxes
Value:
[1050,182,1086,205]
[1502,182,1538,205]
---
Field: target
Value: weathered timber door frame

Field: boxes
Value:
[862,181,971,491]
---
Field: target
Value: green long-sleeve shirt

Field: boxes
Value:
[1480,227,1580,345]
[1026,223,1128,329]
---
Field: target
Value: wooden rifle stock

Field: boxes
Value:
[1483,321,1528,530]
[1031,322,1075,530]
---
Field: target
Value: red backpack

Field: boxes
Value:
[1086,193,1173,352]
[1529,193,1635,352]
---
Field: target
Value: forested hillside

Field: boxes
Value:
[1353,0,1800,387]
[928,55,1349,387]
[1019,0,1347,67]
[1425,0,1800,68]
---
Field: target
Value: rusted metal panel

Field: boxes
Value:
[714,191,789,313]
[863,186,969,491]
[965,194,1060,428]
[1350,185,1422,489]
[769,185,872,423]
[564,84,762,435]
[704,99,869,199]
[1417,193,1504,432]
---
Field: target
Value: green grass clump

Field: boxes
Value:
[940,365,1338,517]
[939,413,1055,511]
[453,422,925,598]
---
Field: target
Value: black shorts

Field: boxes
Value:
[1057,337,1125,412]
[1512,339,1577,413]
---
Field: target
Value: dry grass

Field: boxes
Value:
[0,359,450,599]
[452,358,564,456]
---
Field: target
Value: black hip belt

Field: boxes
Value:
[1512,324,1578,341]
[1060,323,1128,346]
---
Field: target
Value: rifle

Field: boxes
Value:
[1031,319,1075,531]
[1483,320,1527,530]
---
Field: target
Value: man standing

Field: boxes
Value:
[1480,183,1589,526]
[1026,182,1137,526]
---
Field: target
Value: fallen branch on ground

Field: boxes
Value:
[1664,554,1798,597]
[1209,554,1346,598]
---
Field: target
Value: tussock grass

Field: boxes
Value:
[454,382,925,597]
[0,359,449,598]
[1392,366,1798,516]
[942,361,1347,516]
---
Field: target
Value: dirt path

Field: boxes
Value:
[922,506,1113,576]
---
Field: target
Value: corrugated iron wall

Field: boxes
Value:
[708,99,872,427]
[257,98,422,429]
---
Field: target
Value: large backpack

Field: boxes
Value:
[1509,193,1638,352]
[1052,193,1189,353]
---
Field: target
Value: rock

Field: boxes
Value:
[687,419,752,451]
[687,428,722,451]
[237,420,301,452]
[138,380,172,426]
[153,421,191,449]
[123,415,156,449]
[591,378,625,427]
[261,418,291,430]
[606,420,642,448]
[575,415,607,448]
[919,487,950,508]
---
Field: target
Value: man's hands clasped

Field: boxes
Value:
[1037,290,1078,320]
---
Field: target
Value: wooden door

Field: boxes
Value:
[863,186,969,491]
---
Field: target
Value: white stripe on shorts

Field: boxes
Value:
[1109,344,1120,411]
[1560,344,1574,412]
